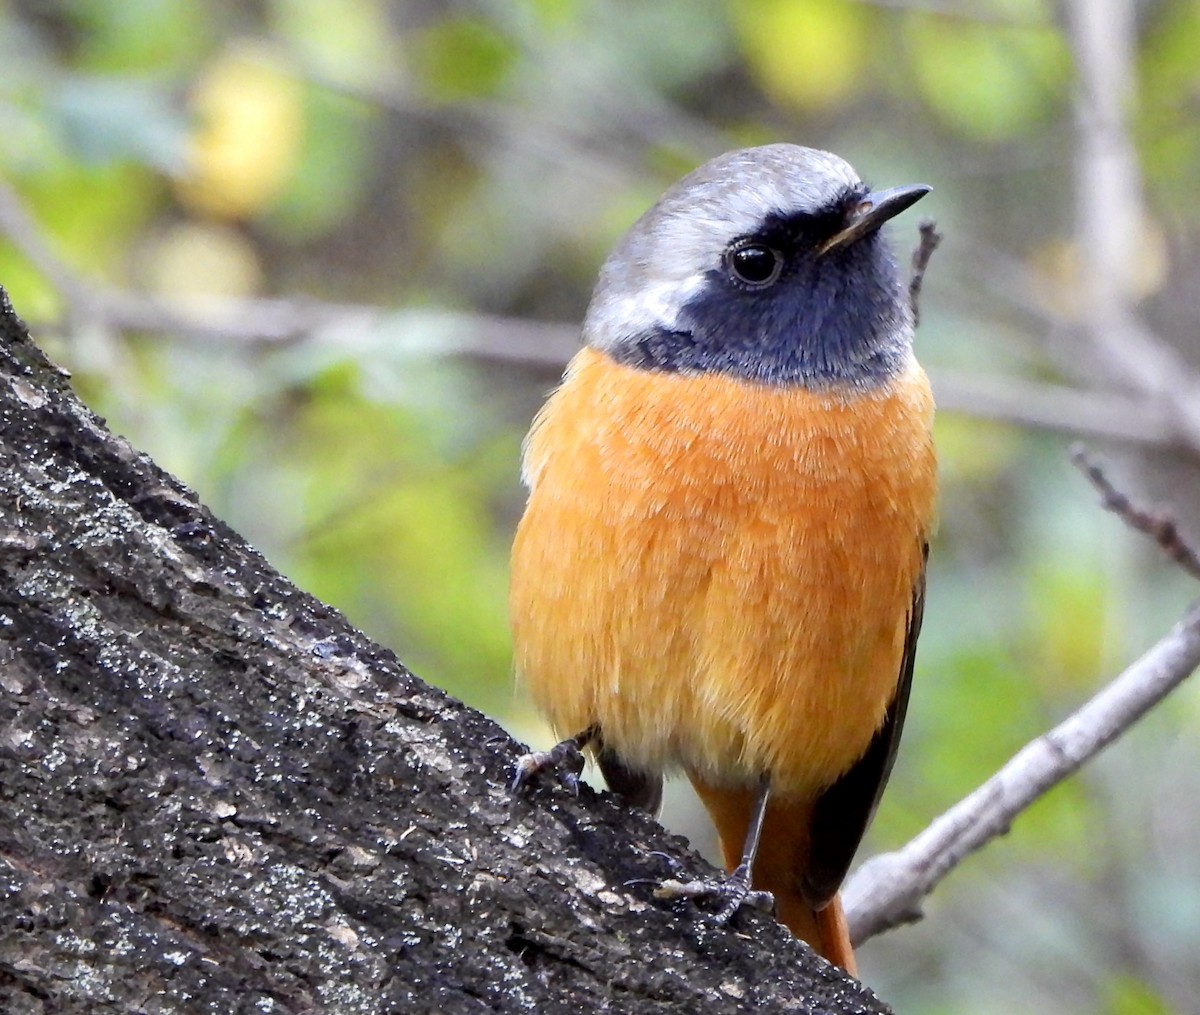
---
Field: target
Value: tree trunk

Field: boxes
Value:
[0,288,892,1014]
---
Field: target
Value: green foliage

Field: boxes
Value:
[268,81,378,240]
[410,16,518,101]
[1100,977,1178,1015]
[63,0,212,72]
[272,0,400,87]
[1139,2,1200,214]
[904,10,1070,140]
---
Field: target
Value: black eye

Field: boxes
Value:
[727,242,782,287]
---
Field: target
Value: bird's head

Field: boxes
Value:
[583,144,929,389]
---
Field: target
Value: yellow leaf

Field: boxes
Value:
[729,0,868,111]
[141,221,263,299]
[176,43,304,220]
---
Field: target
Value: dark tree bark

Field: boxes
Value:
[0,288,892,1014]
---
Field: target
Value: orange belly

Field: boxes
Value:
[510,346,937,797]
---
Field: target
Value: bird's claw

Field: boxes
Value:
[624,851,688,890]
[510,738,587,794]
[654,864,775,925]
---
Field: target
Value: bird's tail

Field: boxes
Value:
[690,778,857,976]
[814,896,856,975]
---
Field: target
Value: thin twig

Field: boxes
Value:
[1070,445,1200,580]
[908,220,942,327]
[844,596,1200,944]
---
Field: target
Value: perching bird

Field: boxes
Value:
[509,144,936,975]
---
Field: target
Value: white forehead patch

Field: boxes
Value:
[584,144,864,348]
[656,145,862,244]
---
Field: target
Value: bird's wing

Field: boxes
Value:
[598,743,664,816]
[800,545,928,907]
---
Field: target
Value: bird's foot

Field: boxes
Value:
[510,726,598,795]
[654,862,775,925]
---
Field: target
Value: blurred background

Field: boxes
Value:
[3,0,1200,1010]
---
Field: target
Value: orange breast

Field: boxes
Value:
[510,347,936,796]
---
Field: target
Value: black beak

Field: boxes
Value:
[818,184,931,255]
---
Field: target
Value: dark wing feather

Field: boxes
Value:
[801,547,928,907]
[598,744,664,816]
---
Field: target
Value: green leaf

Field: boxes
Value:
[1099,976,1176,1015]
[410,16,518,101]
[905,13,1069,140]
[63,0,211,71]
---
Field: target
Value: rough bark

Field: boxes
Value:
[0,289,892,1014]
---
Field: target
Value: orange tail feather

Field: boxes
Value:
[815,896,856,977]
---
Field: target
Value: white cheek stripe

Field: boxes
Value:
[589,272,707,347]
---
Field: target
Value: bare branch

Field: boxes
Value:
[4,141,1196,467]
[844,405,1200,945]
[4,171,1193,466]
[0,174,583,362]
[91,293,581,366]
[844,597,1200,944]
[1064,0,1200,452]
[908,220,942,327]
[1070,445,1200,580]
[932,371,1177,451]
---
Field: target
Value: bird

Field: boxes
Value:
[508,143,937,975]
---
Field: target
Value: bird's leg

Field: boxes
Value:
[655,775,775,923]
[510,724,600,795]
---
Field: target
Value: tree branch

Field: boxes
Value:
[845,447,1200,942]
[844,596,1200,944]
[1065,0,1200,454]
[931,370,1179,452]
[5,172,1197,459]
